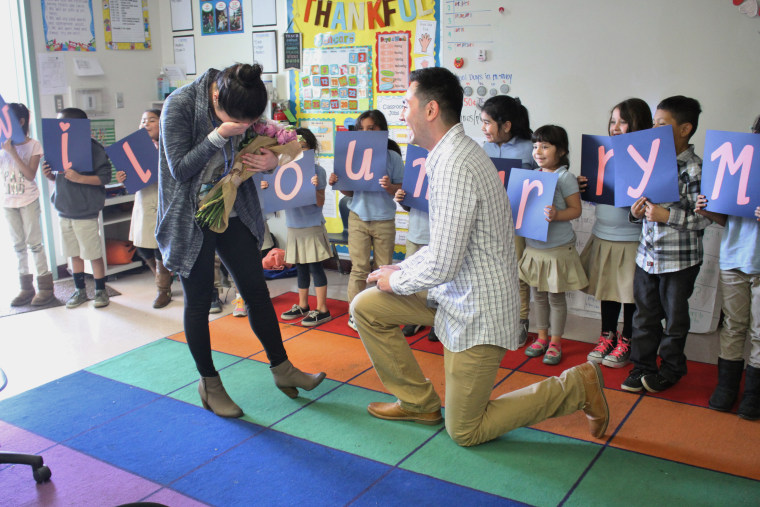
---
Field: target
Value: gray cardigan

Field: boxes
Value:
[155,70,266,277]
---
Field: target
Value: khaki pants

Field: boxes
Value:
[347,211,396,303]
[720,269,760,368]
[352,287,588,446]
[3,200,50,276]
[515,235,530,320]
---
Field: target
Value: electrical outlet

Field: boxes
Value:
[115,92,124,109]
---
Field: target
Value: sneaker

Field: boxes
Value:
[347,315,358,332]
[428,327,439,342]
[402,324,423,337]
[621,368,646,392]
[602,335,631,368]
[232,294,247,317]
[65,289,89,309]
[209,295,223,314]
[641,373,676,393]
[281,304,309,320]
[92,289,110,308]
[518,319,529,347]
[301,310,332,327]
[587,332,616,363]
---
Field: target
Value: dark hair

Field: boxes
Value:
[144,108,161,118]
[216,63,268,121]
[356,109,389,131]
[610,98,651,133]
[480,96,532,140]
[387,139,402,155]
[59,107,88,120]
[296,127,319,157]
[409,67,463,125]
[9,103,30,135]
[656,95,701,140]
[531,125,570,168]
[752,114,760,134]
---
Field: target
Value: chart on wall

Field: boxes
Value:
[299,47,372,115]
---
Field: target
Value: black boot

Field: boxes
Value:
[738,365,760,420]
[708,358,744,411]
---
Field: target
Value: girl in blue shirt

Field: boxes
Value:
[480,95,536,346]
[520,125,588,365]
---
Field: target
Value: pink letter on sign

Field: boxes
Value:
[596,145,614,196]
[345,140,374,181]
[412,157,428,198]
[515,179,544,230]
[59,122,73,171]
[626,138,659,199]
[122,142,152,183]
[710,142,753,205]
[274,162,303,201]
[0,105,12,139]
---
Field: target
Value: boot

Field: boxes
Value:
[708,358,744,411]
[153,259,172,309]
[11,274,35,306]
[738,365,760,420]
[198,376,243,418]
[270,359,326,399]
[31,273,56,306]
[143,256,157,275]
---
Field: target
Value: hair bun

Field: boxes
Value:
[236,63,263,87]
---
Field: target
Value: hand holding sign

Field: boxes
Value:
[701,130,760,219]
[400,144,430,212]
[105,128,158,194]
[506,169,558,241]
[257,150,317,214]
[332,131,389,192]
[42,118,93,174]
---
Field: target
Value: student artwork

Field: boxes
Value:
[580,135,616,205]
[490,157,522,190]
[701,130,760,218]
[506,169,558,242]
[331,131,389,192]
[401,144,430,212]
[0,95,26,145]
[41,118,93,174]
[105,128,158,194]
[610,126,680,206]
[200,0,243,35]
[256,150,317,214]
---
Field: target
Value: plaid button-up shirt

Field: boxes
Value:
[632,145,712,274]
[390,124,520,352]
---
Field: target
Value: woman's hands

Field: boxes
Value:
[242,147,278,173]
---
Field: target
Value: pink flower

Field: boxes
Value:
[276,128,296,145]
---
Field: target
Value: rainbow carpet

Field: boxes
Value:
[1,292,759,506]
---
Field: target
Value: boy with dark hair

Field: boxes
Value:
[42,108,112,308]
[623,95,712,393]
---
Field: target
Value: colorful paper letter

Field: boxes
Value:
[506,169,558,242]
[332,131,389,191]
[580,134,615,205]
[400,144,430,212]
[0,95,26,145]
[490,158,522,190]
[257,150,317,214]
[701,130,760,218]
[41,118,92,174]
[105,128,159,194]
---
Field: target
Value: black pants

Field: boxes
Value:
[180,217,287,377]
[600,301,636,338]
[630,264,700,382]
[296,262,327,289]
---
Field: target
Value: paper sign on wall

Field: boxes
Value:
[491,157,522,190]
[611,126,680,206]
[257,150,317,214]
[105,128,158,194]
[701,130,760,219]
[506,168,558,242]
[42,118,93,174]
[0,95,26,145]
[332,131,389,192]
[401,144,429,212]
[580,134,615,205]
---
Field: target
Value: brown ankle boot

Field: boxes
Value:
[31,273,56,306]
[11,274,35,306]
[198,375,243,418]
[153,259,172,309]
[270,359,326,398]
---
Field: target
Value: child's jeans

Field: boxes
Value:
[630,263,701,382]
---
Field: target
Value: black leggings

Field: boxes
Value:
[137,247,162,261]
[601,300,635,338]
[296,262,327,290]
[180,217,287,377]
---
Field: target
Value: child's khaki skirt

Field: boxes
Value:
[519,241,588,293]
[285,225,332,265]
[579,235,637,303]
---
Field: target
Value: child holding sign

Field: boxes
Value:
[481,95,536,346]
[328,110,404,331]
[269,128,333,326]
[42,108,113,309]
[623,96,712,393]
[580,98,652,368]
[1,103,54,307]
[520,125,587,365]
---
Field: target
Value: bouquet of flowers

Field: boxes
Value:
[195,119,302,232]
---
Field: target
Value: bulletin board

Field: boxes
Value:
[287,0,440,257]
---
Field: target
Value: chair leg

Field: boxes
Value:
[332,244,344,275]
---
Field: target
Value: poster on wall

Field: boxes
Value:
[283,32,301,70]
[376,32,411,92]
[201,0,244,35]
[170,0,193,31]
[173,35,197,75]
[42,0,96,51]
[252,30,278,73]
[103,0,151,50]
[251,0,276,27]
[299,47,372,115]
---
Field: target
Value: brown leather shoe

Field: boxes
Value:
[367,401,443,425]
[576,361,609,439]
